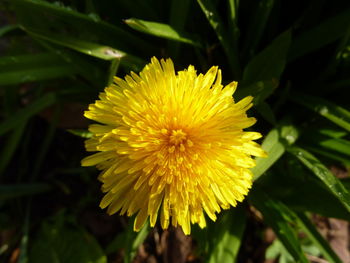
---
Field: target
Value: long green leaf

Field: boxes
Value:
[31,105,60,181]
[235,79,279,104]
[301,131,350,165]
[0,53,76,86]
[125,18,202,48]
[289,8,350,61]
[0,93,56,136]
[249,189,309,263]
[243,30,291,84]
[318,128,347,139]
[29,213,107,263]
[242,0,275,60]
[0,67,75,86]
[27,29,125,61]
[252,129,285,180]
[296,213,342,263]
[255,102,277,125]
[288,146,350,214]
[0,184,51,200]
[168,0,191,58]
[105,220,149,263]
[256,157,350,221]
[0,24,19,37]
[67,129,92,139]
[0,121,27,176]
[196,0,240,76]
[127,222,149,263]
[18,204,31,263]
[290,92,350,132]
[208,207,246,263]
[305,146,350,166]
[12,0,155,55]
[227,0,239,66]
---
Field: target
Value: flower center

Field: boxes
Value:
[169,129,187,145]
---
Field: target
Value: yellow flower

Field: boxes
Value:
[81,57,266,235]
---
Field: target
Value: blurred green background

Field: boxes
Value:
[0,0,350,262]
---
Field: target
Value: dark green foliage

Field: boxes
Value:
[1,0,349,262]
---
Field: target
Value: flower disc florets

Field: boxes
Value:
[82,57,266,234]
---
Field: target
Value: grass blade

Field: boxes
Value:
[243,30,291,84]
[125,18,202,48]
[196,0,240,76]
[296,213,342,263]
[12,0,155,55]
[242,0,275,60]
[305,146,350,166]
[0,121,27,176]
[235,79,279,105]
[252,129,285,180]
[208,207,246,263]
[126,222,149,263]
[289,8,350,61]
[256,157,350,221]
[290,92,350,132]
[227,0,239,63]
[288,146,350,214]
[0,24,19,37]
[31,105,60,181]
[249,189,310,263]
[0,53,76,86]
[168,0,191,58]
[27,29,125,61]
[0,93,56,136]
[0,184,51,200]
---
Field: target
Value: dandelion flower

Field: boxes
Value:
[81,57,266,235]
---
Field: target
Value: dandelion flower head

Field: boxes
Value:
[82,57,266,235]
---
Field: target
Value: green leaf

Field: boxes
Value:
[125,18,202,48]
[255,102,277,125]
[0,93,56,136]
[256,157,350,221]
[0,184,51,200]
[243,30,291,84]
[289,8,350,61]
[0,121,27,176]
[290,92,350,132]
[107,58,120,86]
[252,129,285,180]
[305,146,350,166]
[18,205,30,263]
[288,146,350,214]
[168,0,192,58]
[31,105,60,181]
[296,213,342,263]
[12,0,155,55]
[235,79,279,105]
[27,29,145,76]
[27,29,125,61]
[265,238,295,263]
[301,130,350,165]
[242,0,275,60]
[196,0,240,76]
[317,128,347,139]
[0,53,76,86]
[67,129,92,139]
[126,222,149,263]
[0,24,19,37]
[227,0,240,66]
[208,207,246,263]
[249,189,310,263]
[29,214,107,263]
[105,220,149,263]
